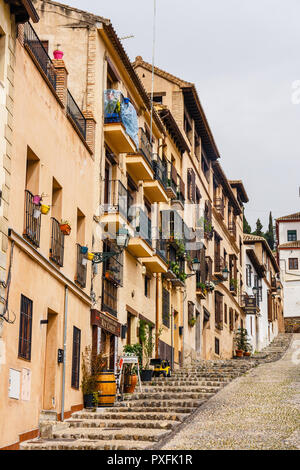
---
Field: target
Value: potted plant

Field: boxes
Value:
[230,278,238,292]
[87,252,95,262]
[81,346,97,409]
[60,220,71,236]
[91,350,116,407]
[53,48,64,60]
[197,281,207,294]
[188,316,197,327]
[205,281,215,292]
[234,328,251,357]
[80,246,88,255]
[122,344,142,394]
[139,319,154,382]
[33,195,42,206]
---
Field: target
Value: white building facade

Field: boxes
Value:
[276,212,300,331]
[243,235,282,351]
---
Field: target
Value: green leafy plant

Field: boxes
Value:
[230,278,238,291]
[188,317,197,327]
[234,328,252,352]
[139,319,154,369]
[123,343,143,370]
[81,346,97,395]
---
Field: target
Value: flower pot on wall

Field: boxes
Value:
[33,209,41,219]
[87,253,94,261]
[33,195,42,205]
[60,224,71,236]
[41,204,50,215]
[80,246,88,255]
[53,50,64,60]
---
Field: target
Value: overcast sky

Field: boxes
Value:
[65,0,300,230]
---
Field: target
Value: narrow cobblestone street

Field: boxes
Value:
[160,334,300,450]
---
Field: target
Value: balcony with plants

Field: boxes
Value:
[104,90,137,154]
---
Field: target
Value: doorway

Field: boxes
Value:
[43,311,58,410]
[174,311,179,364]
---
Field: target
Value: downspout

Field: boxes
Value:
[155,274,159,358]
[61,286,68,422]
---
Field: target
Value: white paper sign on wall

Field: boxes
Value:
[21,368,31,401]
[8,369,21,400]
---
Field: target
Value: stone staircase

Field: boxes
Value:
[21,334,292,450]
[20,361,254,451]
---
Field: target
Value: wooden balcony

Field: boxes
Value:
[126,128,154,181]
[127,209,153,258]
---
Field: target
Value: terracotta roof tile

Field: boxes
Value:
[276,212,300,221]
[278,241,300,249]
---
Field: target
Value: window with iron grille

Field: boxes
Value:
[50,218,64,267]
[24,189,41,247]
[76,244,87,288]
[287,230,297,242]
[289,258,298,270]
[215,292,223,330]
[71,327,81,389]
[162,288,170,328]
[246,264,252,287]
[18,295,33,361]
[229,308,234,331]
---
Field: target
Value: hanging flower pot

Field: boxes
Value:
[33,195,42,206]
[41,204,50,215]
[33,208,41,219]
[59,222,71,236]
[80,246,88,255]
[87,252,94,262]
[53,50,64,60]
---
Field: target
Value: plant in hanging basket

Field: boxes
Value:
[60,220,71,235]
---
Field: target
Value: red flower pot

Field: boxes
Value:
[53,50,64,60]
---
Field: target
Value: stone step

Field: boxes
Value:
[107,406,196,414]
[118,399,205,409]
[125,392,214,400]
[152,377,231,384]
[72,411,187,422]
[141,386,221,393]
[148,380,225,387]
[66,418,180,431]
[21,438,151,450]
[53,427,171,443]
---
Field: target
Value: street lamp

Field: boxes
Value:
[92,227,130,264]
[185,258,201,278]
[212,266,229,286]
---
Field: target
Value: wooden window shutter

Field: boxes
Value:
[267,290,273,322]
[187,169,196,202]
[162,288,170,328]
[200,248,206,283]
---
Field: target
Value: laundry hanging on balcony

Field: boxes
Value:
[120,97,139,150]
[104,90,138,150]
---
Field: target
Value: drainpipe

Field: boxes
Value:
[171,307,174,370]
[181,287,186,368]
[155,274,159,358]
[61,286,68,422]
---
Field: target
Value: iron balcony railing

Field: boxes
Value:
[228,222,237,239]
[152,154,168,188]
[24,190,41,247]
[215,255,226,273]
[23,22,57,90]
[156,238,168,263]
[102,240,123,287]
[176,175,185,204]
[137,128,153,168]
[102,278,118,317]
[76,244,87,289]
[105,180,128,220]
[167,162,178,194]
[50,217,64,267]
[214,198,225,218]
[136,209,152,247]
[67,90,87,139]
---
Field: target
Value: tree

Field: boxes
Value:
[264,212,275,250]
[243,213,252,234]
[252,218,263,237]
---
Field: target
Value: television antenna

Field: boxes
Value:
[120,34,135,41]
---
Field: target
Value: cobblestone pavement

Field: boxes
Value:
[160,334,300,450]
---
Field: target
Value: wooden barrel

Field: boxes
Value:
[96,371,116,407]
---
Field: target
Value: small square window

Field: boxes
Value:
[287,230,297,242]
[289,258,298,270]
